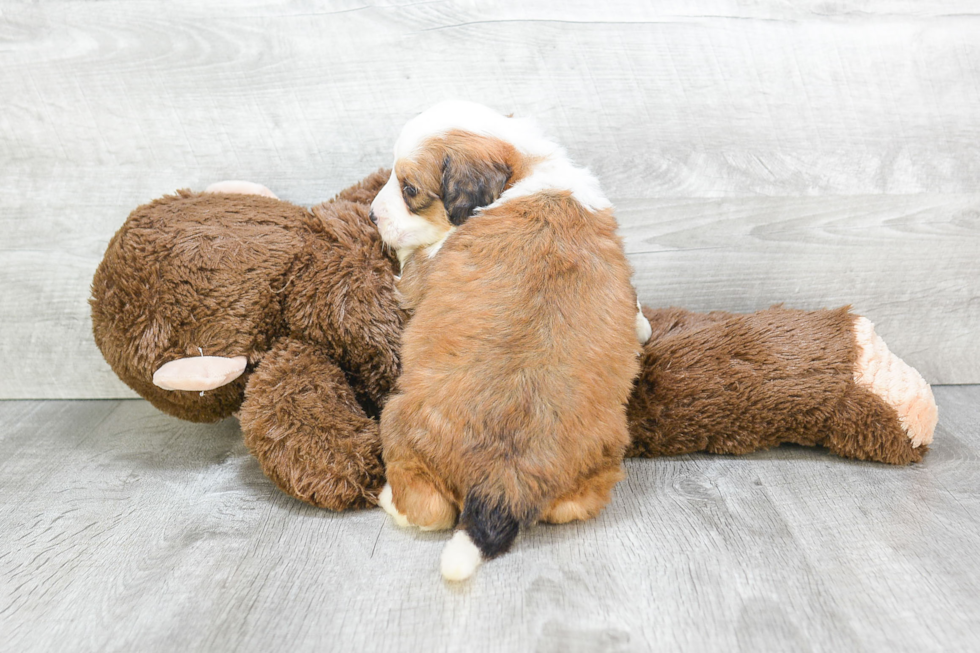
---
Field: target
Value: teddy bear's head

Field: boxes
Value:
[91,191,315,422]
[92,170,403,425]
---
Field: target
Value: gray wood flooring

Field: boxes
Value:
[1,386,978,652]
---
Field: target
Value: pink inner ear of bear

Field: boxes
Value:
[203,180,279,199]
[153,356,248,391]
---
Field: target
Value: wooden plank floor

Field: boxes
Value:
[1,386,978,652]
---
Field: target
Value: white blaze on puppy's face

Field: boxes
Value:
[371,105,527,267]
[371,169,451,265]
[369,101,564,264]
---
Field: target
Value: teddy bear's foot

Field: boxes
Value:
[823,317,938,465]
[852,317,938,449]
[204,180,279,199]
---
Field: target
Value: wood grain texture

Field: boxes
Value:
[620,194,980,383]
[1,388,978,651]
[1,0,979,396]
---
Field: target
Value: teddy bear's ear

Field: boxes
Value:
[441,153,510,226]
[204,181,279,199]
[153,356,248,391]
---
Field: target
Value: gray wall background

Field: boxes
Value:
[2,0,978,398]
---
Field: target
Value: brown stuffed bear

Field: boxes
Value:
[90,170,938,511]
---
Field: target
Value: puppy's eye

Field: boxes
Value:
[404,185,418,198]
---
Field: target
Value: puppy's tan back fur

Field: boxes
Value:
[381,189,640,549]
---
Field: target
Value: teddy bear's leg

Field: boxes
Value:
[539,463,626,525]
[239,339,384,510]
[625,306,937,464]
[822,318,937,464]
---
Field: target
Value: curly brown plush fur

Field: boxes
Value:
[92,170,402,506]
[627,306,927,465]
[91,170,936,511]
[239,339,384,509]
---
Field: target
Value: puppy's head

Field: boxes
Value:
[371,102,544,259]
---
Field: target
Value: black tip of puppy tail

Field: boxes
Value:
[464,490,523,558]
[440,490,522,581]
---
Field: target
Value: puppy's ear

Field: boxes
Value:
[441,154,511,226]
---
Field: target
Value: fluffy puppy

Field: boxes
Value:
[371,101,644,581]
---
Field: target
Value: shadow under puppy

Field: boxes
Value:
[370,101,647,580]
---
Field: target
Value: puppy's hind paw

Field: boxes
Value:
[377,483,412,528]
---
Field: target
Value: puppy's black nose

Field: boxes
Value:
[369,210,378,225]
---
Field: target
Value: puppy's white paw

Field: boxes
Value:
[377,483,412,528]
[635,301,652,345]
[853,317,938,448]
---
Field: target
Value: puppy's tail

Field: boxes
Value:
[440,489,523,582]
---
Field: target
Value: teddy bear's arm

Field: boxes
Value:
[239,338,385,510]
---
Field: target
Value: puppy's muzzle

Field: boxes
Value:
[369,210,379,225]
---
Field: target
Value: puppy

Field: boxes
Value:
[370,101,647,581]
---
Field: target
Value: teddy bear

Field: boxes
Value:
[90,170,938,511]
